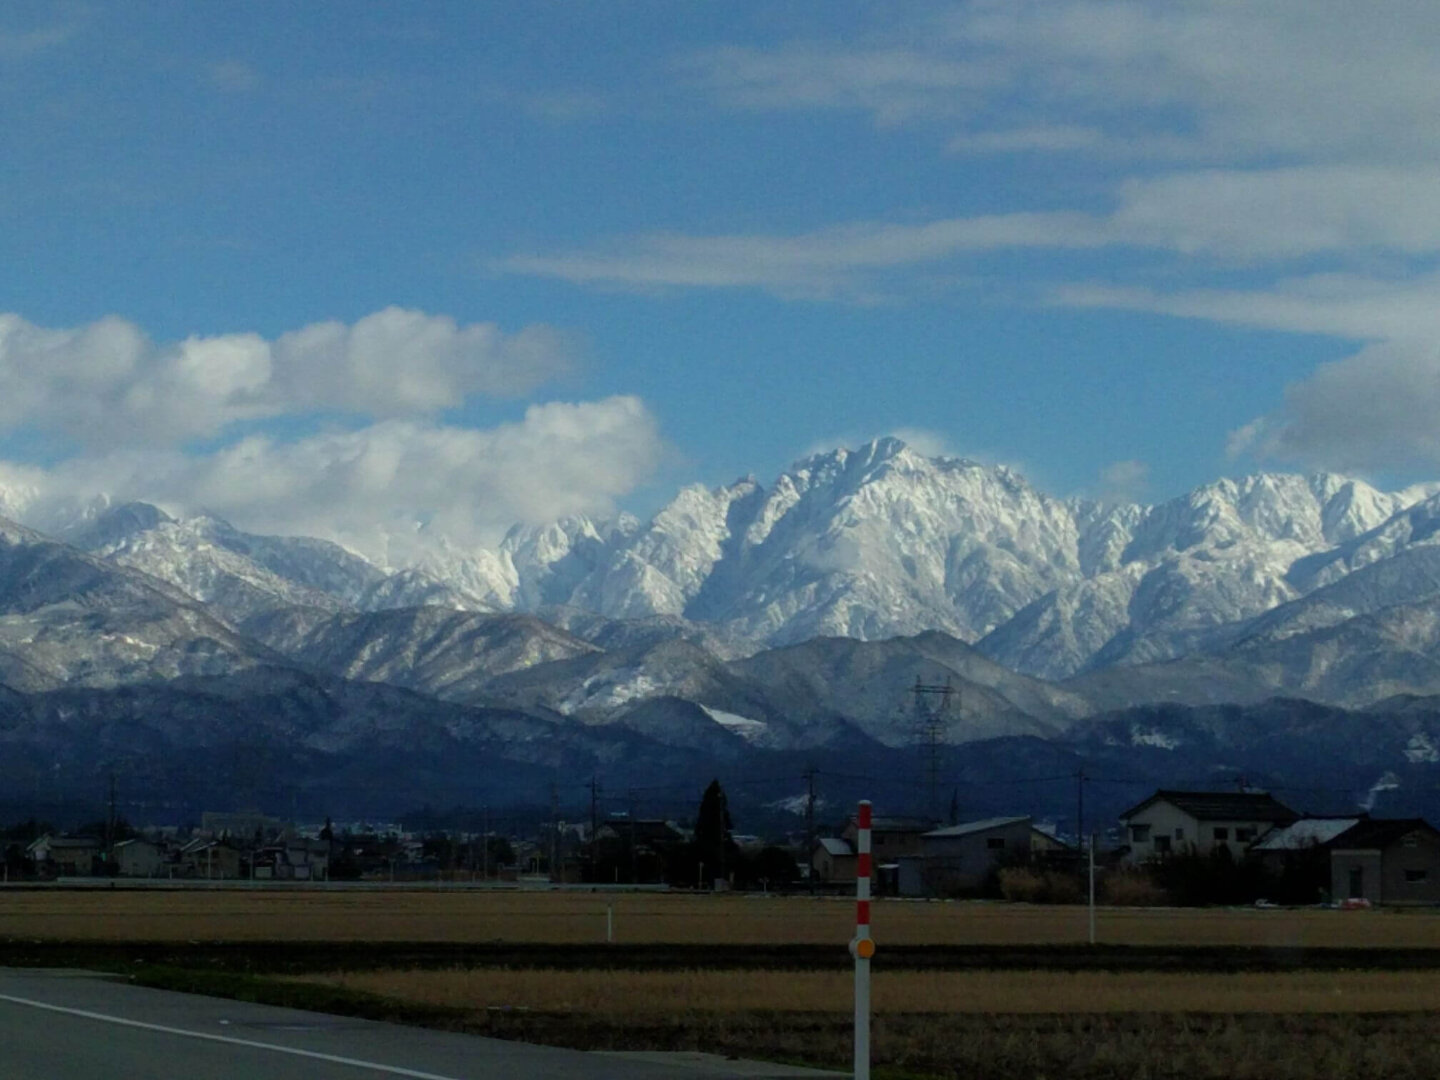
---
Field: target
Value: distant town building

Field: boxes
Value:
[899,816,1065,896]
[1119,790,1297,862]
[812,836,857,885]
[25,835,101,876]
[1329,818,1440,906]
[112,838,167,878]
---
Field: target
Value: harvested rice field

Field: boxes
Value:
[15,888,1440,1079]
[295,966,1440,1014]
[4,887,1440,948]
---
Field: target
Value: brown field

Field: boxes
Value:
[5,887,1440,947]
[17,888,1440,1079]
[295,967,1440,1014]
[275,967,1440,1079]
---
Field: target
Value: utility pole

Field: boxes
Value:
[105,772,117,865]
[549,783,560,883]
[1075,768,1086,851]
[805,765,817,895]
[587,775,602,883]
[627,788,637,885]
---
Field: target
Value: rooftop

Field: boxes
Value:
[1251,818,1362,851]
[924,816,1030,839]
[1122,790,1298,823]
[1330,818,1440,850]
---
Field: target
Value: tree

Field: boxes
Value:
[486,834,514,867]
[694,779,734,887]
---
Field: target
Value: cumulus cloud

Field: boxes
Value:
[1097,459,1150,504]
[0,308,577,450]
[7,397,664,565]
[1227,343,1440,474]
[0,310,662,565]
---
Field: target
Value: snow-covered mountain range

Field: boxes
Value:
[10,436,1440,699]
[7,437,1440,817]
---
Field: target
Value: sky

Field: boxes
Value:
[3,2,1440,565]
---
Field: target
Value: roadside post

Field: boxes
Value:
[849,799,874,1080]
[1088,831,1097,945]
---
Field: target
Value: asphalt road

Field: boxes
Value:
[0,969,842,1080]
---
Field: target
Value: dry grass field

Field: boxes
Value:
[6,887,1440,948]
[14,888,1440,1078]
[276,967,1440,1080]
[296,967,1440,1014]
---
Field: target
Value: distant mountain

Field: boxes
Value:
[0,514,281,692]
[1064,544,1440,712]
[5,440,1440,821]
[64,502,501,623]
[240,607,598,703]
[0,667,750,816]
[20,442,1435,700]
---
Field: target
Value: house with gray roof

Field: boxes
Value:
[812,836,857,885]
[1119,790,1298,863]
[898,816,1067,897]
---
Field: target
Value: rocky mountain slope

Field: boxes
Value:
[0,514,282,692]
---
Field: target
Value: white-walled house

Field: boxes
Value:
[113,838,167,877]
[1119,790,1297,863]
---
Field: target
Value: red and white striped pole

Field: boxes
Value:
[849,799,875,1080]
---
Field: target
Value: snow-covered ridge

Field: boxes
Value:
[3,438,1435,683]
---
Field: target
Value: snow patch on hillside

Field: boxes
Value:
[700,705,769,743]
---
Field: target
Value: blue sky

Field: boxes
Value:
[3,2,1440,562]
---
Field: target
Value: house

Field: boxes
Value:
[201,810,283,844]
[841,815,934,862]
[113,838,168,878]
[1119,790,1297,862]
[1250,817,1361,870]
[898,816,1052,896]
[25,835,101,876]
[252,838,330,880]
[812,836,857,884]
[1329,818,1440,906]
[180,838,242,879]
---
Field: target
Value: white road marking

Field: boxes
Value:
[0,992,469,1079]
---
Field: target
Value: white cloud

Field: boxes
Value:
[5,397,664,565]
[501,165,1440,298]
[1108,167,1440,259]
[0,308,577,450]
[678,44,994,126]
[208,60,261,93]
[888,427,961,460]
[0,310,655,565]
[1226,343,1440,474]
[949,125,1109,154]
[272,308,574,414]
[499,212,1108,299]
[1054,270,1440,343]
[1097,459,1150,504]
[690,4,1440,164]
